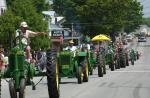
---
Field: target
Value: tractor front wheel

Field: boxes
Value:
[9,79,17,98]
[19,78,26,98]
[46,49,59,98]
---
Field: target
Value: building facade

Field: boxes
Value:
[0,0,7,15]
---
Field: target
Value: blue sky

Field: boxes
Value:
[139,0,150,17]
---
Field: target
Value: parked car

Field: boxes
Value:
[138,32,147,42]
[138,36,147,42]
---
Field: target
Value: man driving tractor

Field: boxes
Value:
[65,40,77,51]
[16,21,46,63]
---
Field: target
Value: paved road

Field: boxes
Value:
[2,38,150,98]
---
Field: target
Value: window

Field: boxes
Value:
[1,8,5,15]
[1,8,4,15]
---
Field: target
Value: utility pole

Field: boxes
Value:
[71,23,73,40]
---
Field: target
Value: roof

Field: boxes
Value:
[49,24,64,30]
[51,16,64,24]
[42,11,56,17]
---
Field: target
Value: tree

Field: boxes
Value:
[32,0,51,13]
[0,0,51,50]
[123,0,143,33]
[142,18,150,27]
[0,10,22,48]
[53,0,143,38]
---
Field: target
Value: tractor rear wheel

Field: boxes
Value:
[103,64,106,74]
[9,79,17,98]
[83,59,89,82]
[137,52,139,60]
[110,62,115,71]
[98,64,103,77]
[88,61,93,75]
[46,49,59,98]
[131,59,134,65]
[120,59,126,68]
[126,59,129,66]
[19,78,26,98]
[89,68,93,75]
[77,66,83,84]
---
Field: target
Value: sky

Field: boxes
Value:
[139,0,150,17]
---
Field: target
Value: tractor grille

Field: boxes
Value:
[60,55,71,65]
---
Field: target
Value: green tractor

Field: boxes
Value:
[116,47,129,67]
[96,47,106,77]
[88,43,106,77]
[0,30,59,98]
[105,46,115,71]
[58,50,89,83]
[115,47,127,68]
[129,49,136,65]
[84,40,107,77]
[50,32,89,84]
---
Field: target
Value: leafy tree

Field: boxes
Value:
[32,0,51,13]
[1,0,51,50]
[53,0,143,38]
[0,10,22,48]
[123,0,143,33]
[142,18,150,27]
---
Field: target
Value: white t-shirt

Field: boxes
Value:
[65,46,77,52]
[16,30,36,38]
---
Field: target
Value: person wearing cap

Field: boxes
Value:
[0,48,6,71]
[16,21,46,38]
[16,21,47,63]
[65,40,77,52]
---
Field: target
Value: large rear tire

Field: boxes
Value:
[19,78,26,98]
[120,59,126,68]
[77,66,83,84]
[83,59,89,82]
[9,79,17,98]
[131,59,134,65]
[88,60,93,75]
[89,68,93,75]
[98,53,104,77]
[103,64,106,74]
[136,52,139,60]
[126,59,129,66]
[98,64,103,77]
[46,49,59,98]
[116,59,120,69]
[110,62,115,71]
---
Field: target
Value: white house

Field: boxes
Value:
[0,0,7,15]
[42,11,67,36]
